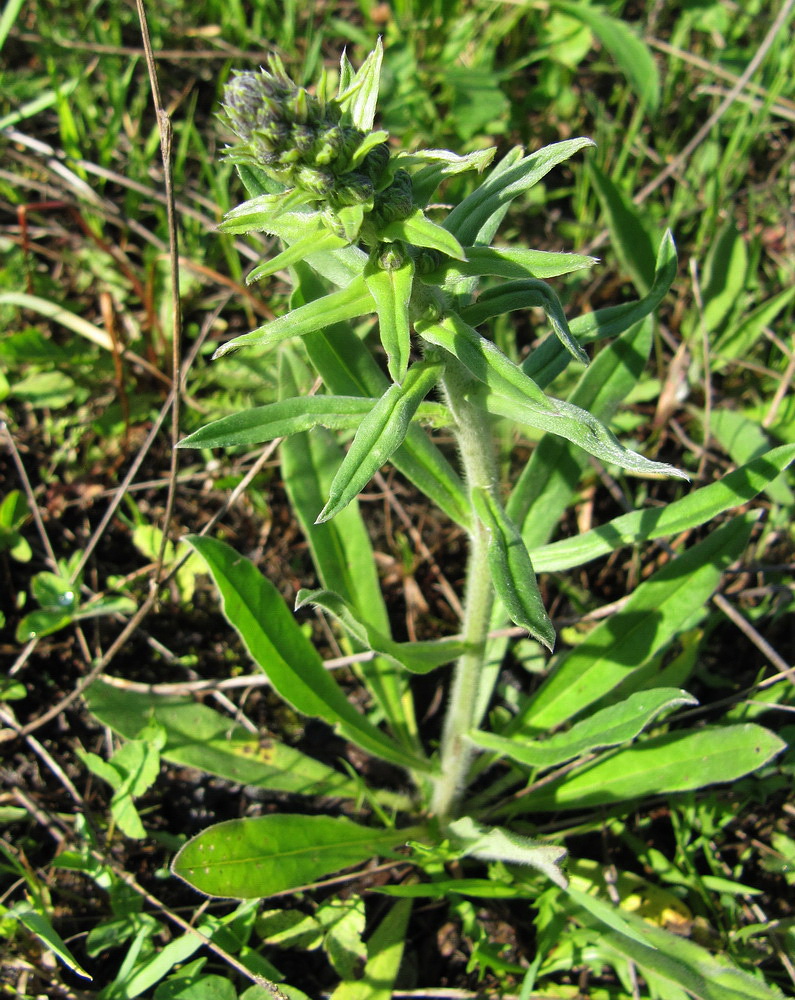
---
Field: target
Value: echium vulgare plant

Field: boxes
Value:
[138,42,787,995]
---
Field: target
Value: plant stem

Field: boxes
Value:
[430,363,498,821]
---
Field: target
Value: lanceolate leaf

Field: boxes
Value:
[178,396,373,450]
[586,906,789,1000]
[212,276,375,359]
[417,312,556,412]
[381,209,466,260]
[296,589,466,674]
[436,246,597,282]
[470,688,697,771]
[331,900,413,1000]
[280,411,420,752]
[517,515,755,732]
[246,230,348,283]
[471,488,555,650]
[172,813,424,899]
[364,252,415,384]
[186,535,428,773]
[84,680,369,801]
[294,263,471,529]
[531,444,795,573]
[317,359,443,523]
[476,386,688,481]
[526,229,677,388]
[420,312,683,480]
[463,278,589,364]
[444,138,595,246]
[448,817,567,889]
[515,724,785,812]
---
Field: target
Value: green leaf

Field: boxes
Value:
[10,901,92,979]
[296,589,465,674]
[527,229,677,389]
[424,310,682,480]
[471,488,555,649]
[444,138,595,246]
[588,161,657,294]
[172,814,422,899]
[516,723,785,811]
[463,277,589,364]
[592,908,788,1000]
[212,276,375,359]
[16,607,74,642]
[531,444,795,573]
[419,312,683,480]
[84,680,365,800]
[564,885,655,949]
[178,396,372,450]
[364,252,415,384]
[448,817,567,888]
[330,900,412,1000]
[471,688,697,770]
[217,189,316,235]
[436,246,597,282]
[337,39,383,131]
[473,385,687,481]
[277,358,420,754]
[246,230,348,283]
[417,311,556,412]
[318,360,442,523]
[715,284,795,361]
[699,220,749,337]
[381,209,466,261]
[186,535,427,773]
[519,515,755,731]
[293,262,471,529]
[708,411,794,507]
[554,2,660,112]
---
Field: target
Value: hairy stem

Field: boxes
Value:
[430,362,498,821]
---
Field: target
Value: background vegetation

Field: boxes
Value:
[1,0,793,997]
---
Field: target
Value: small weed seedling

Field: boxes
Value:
[85,43,792,998]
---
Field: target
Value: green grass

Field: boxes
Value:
[1,1,793,998]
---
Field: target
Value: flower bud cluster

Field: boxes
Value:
[223,58,413,234]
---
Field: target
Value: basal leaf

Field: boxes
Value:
[185,535,428,773]
[84,680,367,801]
[172,814,423,899]
[330,900,413,1000]
[514,723,785,812]
[448,817,567,888]
[471,688,697,770]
